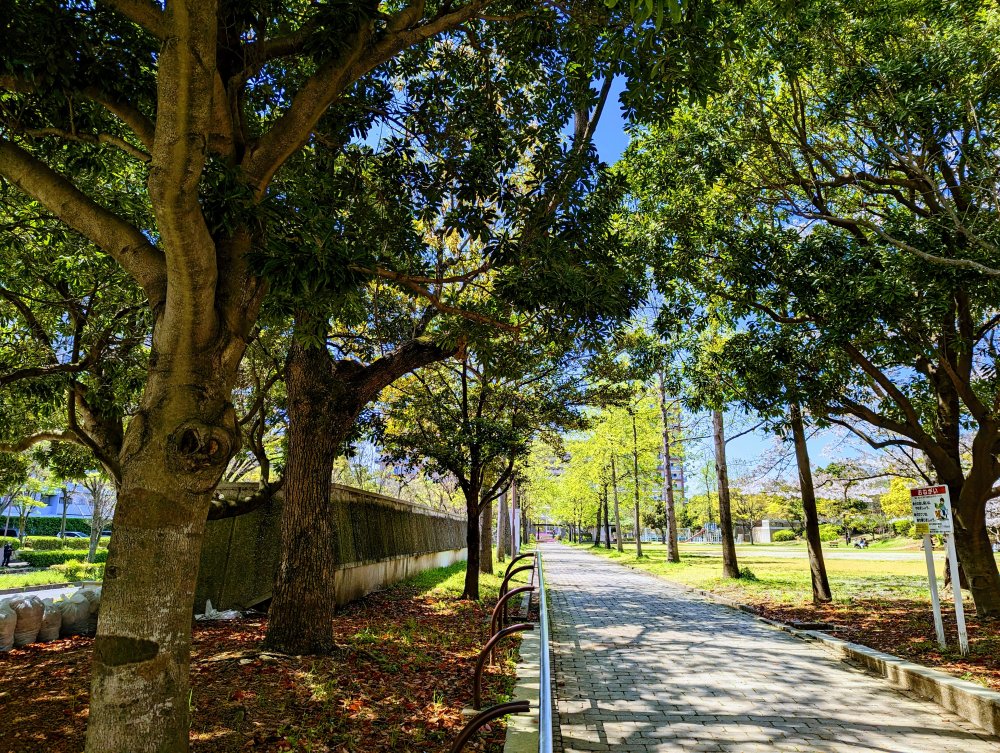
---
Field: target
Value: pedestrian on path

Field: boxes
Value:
[1,543,12,567]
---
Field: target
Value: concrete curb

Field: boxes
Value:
[504,620,540,753]
[0,579,101,598]
[587,549,1000,737]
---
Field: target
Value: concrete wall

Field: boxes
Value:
[195,483,467,612]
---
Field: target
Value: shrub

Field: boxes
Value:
[49,559,105,581]
[771,529,797,542]
[892,520,914,537]
[24,517,93,536]
[739,567,759,581]
[818,524,841,542]
[19,549,108,567]
[0,536,20,551]
[22,536,110,551]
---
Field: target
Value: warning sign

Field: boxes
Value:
[910,485,953,534]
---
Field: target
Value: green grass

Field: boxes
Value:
[569,541,938,605]
[401,554,534,603]
[0,569,76,590]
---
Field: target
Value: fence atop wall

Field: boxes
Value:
[195,483,467,612]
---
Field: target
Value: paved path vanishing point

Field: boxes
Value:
[542,543,1000,753]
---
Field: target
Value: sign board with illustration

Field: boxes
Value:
[909,483,967,655]
[910,485,953,535]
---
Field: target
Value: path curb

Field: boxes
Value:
[589,549,1000,736]
[0,579,101,598]
[503,621,540,753]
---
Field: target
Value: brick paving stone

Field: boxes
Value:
[542,543,1000,753]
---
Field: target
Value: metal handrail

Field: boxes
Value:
[448,700,530,753]
[473,623,535,709]
[536,549,553,753]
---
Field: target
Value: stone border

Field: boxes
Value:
[0,579,101,598]
[504,621,540,753]
[592,550,1000,736]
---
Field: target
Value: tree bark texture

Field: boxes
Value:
[263,339,343,655]
[480,499,493,574]
[790,405,832,603]
[266,332,459,652]
[658,375,680,563]
[463,484,482,599]
[611,456,623,552]
[713,410,740,579]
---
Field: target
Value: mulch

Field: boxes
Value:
[0,585,515,753]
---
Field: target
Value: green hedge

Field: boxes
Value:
[23,536,110,551]
[23,517,96,536]
[49,559,105,580]
[771,529,797,542]
[818,523,841,542]
[19,548,108,567]
[0,536,20,551]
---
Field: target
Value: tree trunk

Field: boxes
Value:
[953,475,1000,617]
[85,370,242,753]
[88,493,101,564]
[496,491,507,564]
[480,499,493,574]
[659,374,680,563]
[462,483,482,600]
[603,488,611,550]
[632,411,643,558]
[60,485,69,539]
[790,405,832,604]
[593,504,600,546]
[713,410,740,579]
[611,457,623,553]
[264,339,341,655]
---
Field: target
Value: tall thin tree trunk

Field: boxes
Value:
[713,410,740,579]
[603,487,611,550]
[790,404,832,603]
[632,410,643,558]
[593,504,600,546]
[480,499,493,574]
[60,485,70,539]
[264,339,340,654]
[659,374,680,563]
[497,491,507,564]
[611,457,623,552]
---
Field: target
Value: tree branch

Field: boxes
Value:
[0,138,166,305]
[0,430,82,453]
[99,0,168,39]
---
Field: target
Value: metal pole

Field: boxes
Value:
[922,534,946,649]
[537,550,552,753]
[945,532,969,655]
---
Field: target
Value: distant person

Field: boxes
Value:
[1,543,12,567]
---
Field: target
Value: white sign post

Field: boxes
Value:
[911,485,969,656]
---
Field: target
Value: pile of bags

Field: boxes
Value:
[0,586,101,652]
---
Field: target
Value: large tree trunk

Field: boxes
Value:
[611,457,623,552]
[480,499,493,574]
[86,359,243,753]
[658,374,680,562]
[790,405,832,604]
[264,339,342,655]
[713,410,740,579]
[264,333,457,652]
[462,483,482,600]
[950,452,1000,617]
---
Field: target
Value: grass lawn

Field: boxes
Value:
[0,569,78,590]
[0,560,529,753]
[567,540,1000,691]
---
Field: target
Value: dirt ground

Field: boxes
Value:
[0,568,517,753]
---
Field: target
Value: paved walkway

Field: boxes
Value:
[543,543,999,753]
